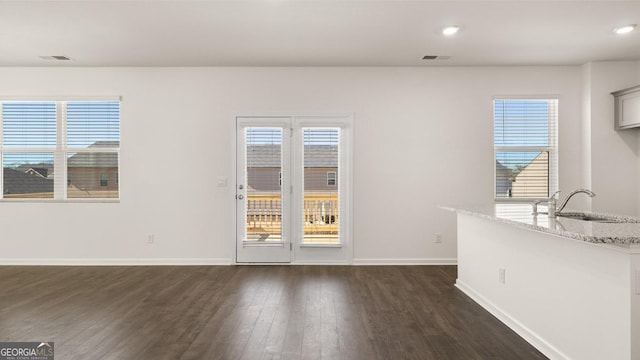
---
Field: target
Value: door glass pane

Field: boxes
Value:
[303,128,339,244]
[245,128,282,243]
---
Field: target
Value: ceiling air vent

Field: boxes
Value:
[39,55,72,61]
[422,55,451,60]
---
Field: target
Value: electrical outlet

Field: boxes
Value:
[499,268,506,284]
[435,233,442,243]
[147,234,155,244]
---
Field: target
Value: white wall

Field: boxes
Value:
[637,61,640,214]
[583,61,639,215]
[581,63,593,210]
[0,67,583,264]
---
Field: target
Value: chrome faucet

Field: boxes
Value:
[532,190,560,216]
[545,189,596,217]
[547,190,561,217]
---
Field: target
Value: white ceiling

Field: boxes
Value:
[0,0,639,67]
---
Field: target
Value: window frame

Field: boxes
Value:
[493,97,558,202]
[0,97,121,203]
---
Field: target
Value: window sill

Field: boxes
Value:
[0,199,120,203]
[299,243,342,248]
[495,198,548,203]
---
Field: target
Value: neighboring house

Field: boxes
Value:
[247,144,338,192]
[246,144,339,227]
[2,142,119,198]
[511,151,549,198]
[24,167,49,178]
[495,160,513,197]
[67,152,118,193]
[3,168,54,198]
[67,141,119,197]
[17,163,54,178]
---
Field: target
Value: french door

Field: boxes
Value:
[235,115,352,263]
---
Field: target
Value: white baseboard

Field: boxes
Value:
[0,258,234,266]
[455,280,569,360]
[292,260,351,265]
[352,258,457,265]
[0,258,454,267]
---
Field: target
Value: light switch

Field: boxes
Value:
[217,176,228,187]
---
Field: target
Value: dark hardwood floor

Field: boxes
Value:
[0,265,548,359]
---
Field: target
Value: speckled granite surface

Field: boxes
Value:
[441,204,640,246]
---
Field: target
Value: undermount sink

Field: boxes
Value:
[556,212,635,223]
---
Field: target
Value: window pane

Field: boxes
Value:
[67,152,119,198]
[2,153,54,199]
[303,128,339,244]
[67,102,120,148]
[2,102,56,148]
[245,128,282,243]
[496,151,548,199]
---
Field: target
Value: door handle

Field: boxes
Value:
[238,195,244,200]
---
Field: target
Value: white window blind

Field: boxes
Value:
[66,102,120,148]
[302,128,339,244]
[2,102,56,148]
[0,100,120,201]
[246,128,282,196]
[494,99,558,200]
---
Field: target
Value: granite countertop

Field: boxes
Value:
[441,204,640,246]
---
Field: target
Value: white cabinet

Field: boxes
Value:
[612,85,640,130]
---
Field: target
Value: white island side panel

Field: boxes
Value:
[456,213,633,360]
[632,254,640,360]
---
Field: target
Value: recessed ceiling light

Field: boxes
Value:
[614,24,636,35]
[442,26,460,36]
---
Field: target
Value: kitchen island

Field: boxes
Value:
[443,204,640,360]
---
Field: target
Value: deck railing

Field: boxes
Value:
[246,193,338,237]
